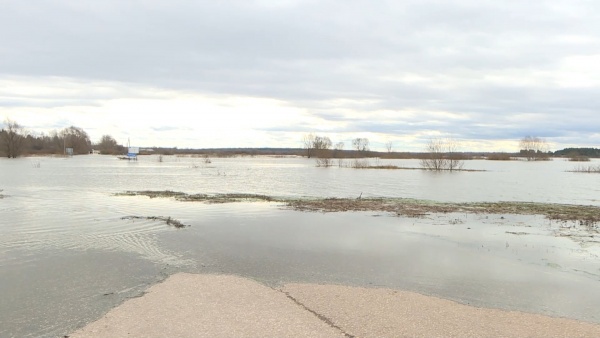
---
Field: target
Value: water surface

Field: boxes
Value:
[1,155,599,337]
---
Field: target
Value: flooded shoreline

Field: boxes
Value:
[2,202,600,336]
[2,155,600,336]
[116,189,600,246]
[118,190,600,223]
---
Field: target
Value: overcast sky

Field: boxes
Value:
[1,0,599,151]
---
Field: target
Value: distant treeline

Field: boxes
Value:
[553,148,600,158]
[141,147,306,157]
[2,117,598,159]
[144,147,465,160]
[144,147,600,160]
[1,118,124,157]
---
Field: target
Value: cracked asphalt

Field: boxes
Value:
[71,273,600,338]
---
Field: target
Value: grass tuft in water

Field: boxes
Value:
[121,216,189,228]
[116,190,600,224]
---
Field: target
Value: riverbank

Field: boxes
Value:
[70,272,600,338]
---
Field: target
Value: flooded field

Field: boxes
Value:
[1,155,599,337]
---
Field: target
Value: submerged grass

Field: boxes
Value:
[121,215,189,228]
[117,191,274,203]
[351,165,486,172]
[568,165,600,173]
[117,190,600,223]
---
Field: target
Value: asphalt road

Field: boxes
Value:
[71,273,600,338]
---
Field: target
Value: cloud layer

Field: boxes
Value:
[1,0,599,150]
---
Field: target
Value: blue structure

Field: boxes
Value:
[127,147,139,161]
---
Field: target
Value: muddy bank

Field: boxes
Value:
[116,190,600,224]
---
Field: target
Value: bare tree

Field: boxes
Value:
[1,118,27,158]
[302,133,316,158]
[519,136,549,161]
[420,138,464,171]
[61,126,92,155]
[313,136,333,167]
[313,136,332,152]
[334,141,345,167]
[420,138,447,171]
[385,140,393,153]
[334,142,344,155]
[446,138,465,171]
[97,135,120,155]
[352,138,369,155]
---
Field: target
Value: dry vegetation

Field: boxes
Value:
[568,156,591,162]
[355,165,485,172]
[569,165,600,173]
[121,215,189,228]
[486,153,514,161]
[286,198,600,223]
[117,191,274,203]
[117,190,600,223]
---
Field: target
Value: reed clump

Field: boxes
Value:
[569,165,600,173]
[568,156,591,162]
[121,216,189,228]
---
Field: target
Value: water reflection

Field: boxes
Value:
[1,155,600,336]
[2,155,597,204]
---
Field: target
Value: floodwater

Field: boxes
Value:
[1,155,599,337]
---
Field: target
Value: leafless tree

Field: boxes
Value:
[420,138,447,171]
[313,136,333,167]
[420,138,464,171]
[1,118,27,158]
[97,135,120,155]
[313,136,332,152]
[334,141,345,167]
[61,126,92,155]
[385,141,393,153]
[446,138,464,171]
[302,133,316,158]
[519,136,549,161]
[352,138,369,155]
[334,142,344,155]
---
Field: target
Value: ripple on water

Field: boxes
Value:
[0,215,194,268]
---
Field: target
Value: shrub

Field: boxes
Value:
[569,156,590,162]
[487,153,513,161]
[570,165,600,173]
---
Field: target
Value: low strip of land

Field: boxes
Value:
[117,190,600,223]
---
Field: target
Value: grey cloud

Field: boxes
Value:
[1,0,599,147]
[0,98,104,108]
